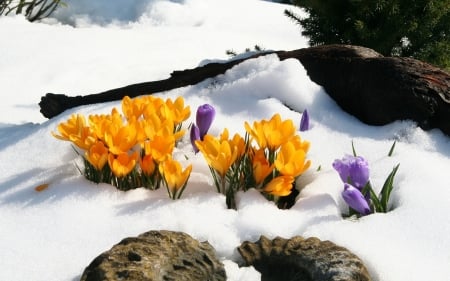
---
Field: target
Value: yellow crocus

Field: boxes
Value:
[142,96,165,120]
[195,134,238,178]
[52,114,96,150]
[290,134,310,154]
[121,96,153,121]
[251,147,274,186]
[142,112,177,141]
[103,120,138,155]
[244,119,266,148]
[245,113,295,151]
[85,141,109,170]
[52,113,85,141]
[220,128,246,158]
[263,175,294,196]
[145,127,175,163]
[159,157,192,199]
[108,152,138,178]
[275,140,311,178]
[132,119,149,145]
[140,154,156,176]
[163,96,191,125]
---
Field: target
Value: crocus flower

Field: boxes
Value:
[85,141,109,170]
[195,134,238,178]
[342,183,371,216]
[299,109,309,131]
[140,154,156,176]
[52,114,96,150]
[164,96,191,125]
[196,104,215,138]
[52,113,86,141]
[263,175,295,197]
[159,158,192,199]
[108,152,138,178]
[103,122,137,155]
[332,155,370,190]
[251,148,274,186]
[145,128,175,163]
[275,140,311,178]
[190,124,200,153]
[220,128,246,158]
[121,96,146,121]
[244,113,296,151]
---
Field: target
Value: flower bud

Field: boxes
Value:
[342,183,371,216]
[299,109,309,131]
[190,124,200,153]
[196,104,215,138]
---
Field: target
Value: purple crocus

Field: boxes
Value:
[196,104,215,138]
[342,183,372,216]
[190,124,200,153]
[332,155,370,190]
[299,109,309,131]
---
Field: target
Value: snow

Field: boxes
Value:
[1,1,450,281]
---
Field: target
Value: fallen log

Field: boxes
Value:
[38,52,276,119]
[39,45,450,136]
[38,45,379,119]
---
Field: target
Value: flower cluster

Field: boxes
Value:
[53,96,192,199]
[194,112,311,209]
[333,144,400,217]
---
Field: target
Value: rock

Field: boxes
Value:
[287,44,450,134]
[80,230,226,281]
[238,235,371,281]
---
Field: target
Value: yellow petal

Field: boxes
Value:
[35,183,50,192]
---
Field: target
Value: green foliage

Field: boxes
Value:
[0,0,65,22]
[286,0,450,70]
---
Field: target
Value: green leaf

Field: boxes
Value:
[363,181,381,212]
[351,140,357,156]
[380,163,400,212]
[388,140,397,157]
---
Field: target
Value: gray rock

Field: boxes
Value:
[238,235,371,281]
[80,230,226,281]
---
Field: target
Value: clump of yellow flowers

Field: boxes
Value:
[53,96,311,207]
[195,113,311,209]
[52,95,192,199]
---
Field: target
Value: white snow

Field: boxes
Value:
[1,1,450,281]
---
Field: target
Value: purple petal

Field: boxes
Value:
[342,183,371,216]
[190,124,200,153]
[332,158,350,183]
[333,155,370,190]
[299,109,309,131]
[196,104,215,138]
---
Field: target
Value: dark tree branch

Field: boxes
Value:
[39,45,450,136]
[39,52,277,119]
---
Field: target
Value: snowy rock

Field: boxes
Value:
[238,235,371,281]
[80,230,226,281]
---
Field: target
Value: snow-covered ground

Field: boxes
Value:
[1,1,450,281]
